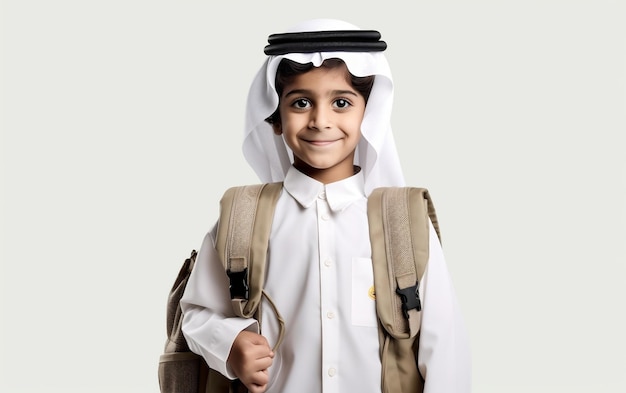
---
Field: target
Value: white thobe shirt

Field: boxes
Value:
[181,166,471,393]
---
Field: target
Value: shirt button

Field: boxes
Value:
[318,191,327,200]
[328,367,337,377]
[321,213,330,221]
[327,311,335,319]
[324,258,332,267]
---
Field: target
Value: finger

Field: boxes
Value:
[254,356,273,370]
[248,369,270,387]
[247,383,268,393]
[241,358,272,379]
[241,372,269,393]
[247,345,274,361]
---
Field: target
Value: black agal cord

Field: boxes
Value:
[264,30,387,55]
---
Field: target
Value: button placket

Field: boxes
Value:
[317,196,339,392]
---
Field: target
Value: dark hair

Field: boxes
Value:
[265,58,375,125]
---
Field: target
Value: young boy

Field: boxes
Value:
[181,18,471,393]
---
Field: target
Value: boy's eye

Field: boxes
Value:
[333,99,351,109]
[293,99,311,109]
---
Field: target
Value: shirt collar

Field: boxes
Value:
[283,166,366,212]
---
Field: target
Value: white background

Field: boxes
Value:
[2,1,625,392]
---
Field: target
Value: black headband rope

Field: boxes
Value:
[264,30,387,55]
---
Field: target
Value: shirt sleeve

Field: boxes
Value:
[180,223,259,379]
[418,221,472,393]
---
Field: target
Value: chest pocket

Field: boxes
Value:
[351,257,378,327]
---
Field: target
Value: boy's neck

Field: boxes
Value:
[293,162,360,184]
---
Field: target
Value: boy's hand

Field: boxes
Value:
[228,330,275,393]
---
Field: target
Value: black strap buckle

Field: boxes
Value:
[227,268,249,299]
[396,283,421,319]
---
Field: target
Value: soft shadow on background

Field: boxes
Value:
[2,1,625,392]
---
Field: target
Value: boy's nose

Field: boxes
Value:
[308,107,332,130]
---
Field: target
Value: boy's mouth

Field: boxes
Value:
[303,138,340,146]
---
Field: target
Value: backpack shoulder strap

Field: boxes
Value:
[214,182,283,319]
[367,186,440,340]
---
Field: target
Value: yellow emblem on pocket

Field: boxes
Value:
[368,286,376,300]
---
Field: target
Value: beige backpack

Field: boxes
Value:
[158,183,440,393]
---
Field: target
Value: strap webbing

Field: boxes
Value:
[383,188,422,336]
[226,185,263,298]
[216,183,282,315]
[215,182,285,351]
[368,187,440,339]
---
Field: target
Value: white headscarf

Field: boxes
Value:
[243,18,405,195]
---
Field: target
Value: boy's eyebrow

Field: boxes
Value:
[283,89,359,98]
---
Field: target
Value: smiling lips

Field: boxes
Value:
[303,138,340,146]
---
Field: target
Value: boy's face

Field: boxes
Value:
[272,64,365,184]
